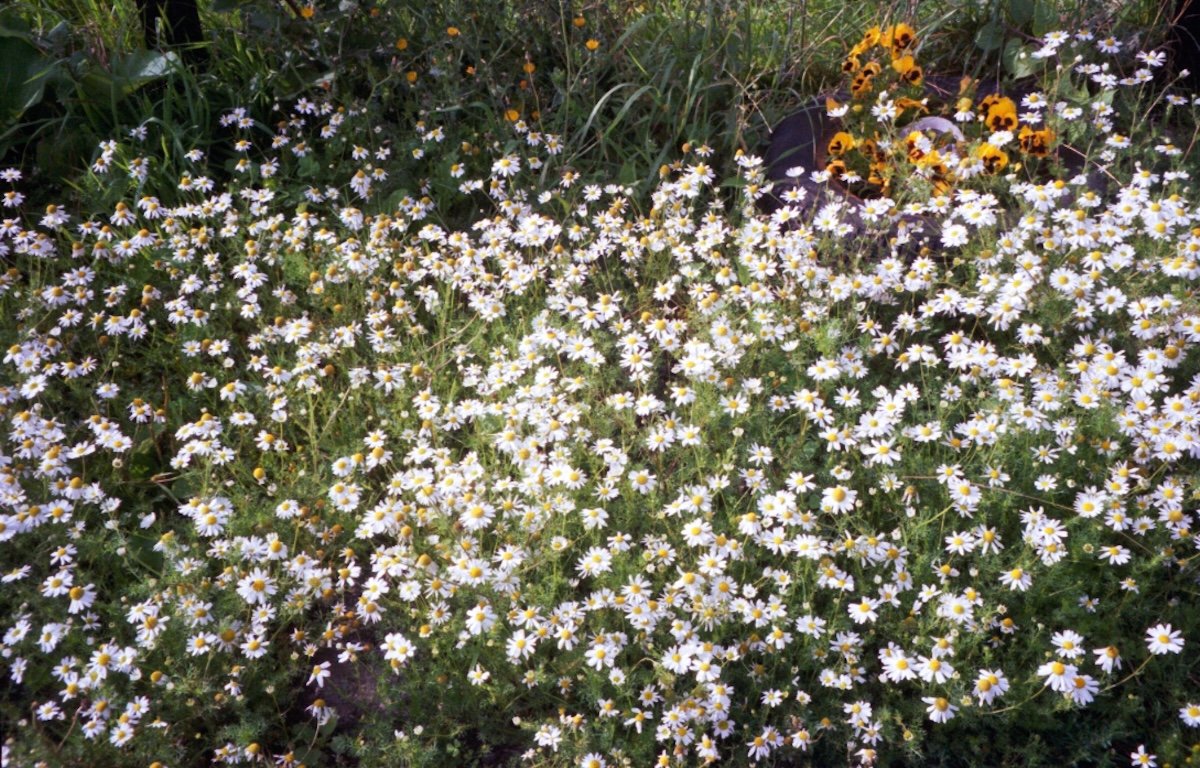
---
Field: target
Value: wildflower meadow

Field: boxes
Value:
[1,1,1199,766]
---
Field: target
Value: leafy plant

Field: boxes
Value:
[1,4,1198,768]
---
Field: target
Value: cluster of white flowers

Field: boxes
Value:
[0,26,1197,768]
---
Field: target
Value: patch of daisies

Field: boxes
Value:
[1,28,1200,768]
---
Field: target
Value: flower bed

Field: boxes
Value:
[1,20,1199,768]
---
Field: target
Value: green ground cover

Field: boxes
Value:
[1,1,1199,766]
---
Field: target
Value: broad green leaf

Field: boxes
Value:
[618,160,638,185]
[78,51,174,105]
[0,6,33,36]
[111,50,175,94]
[77,69,116,104]
[44,20,71,48]
[1003,39,1038,79]
[0,36,50,123]
[975,21,1005,52]
[172,475,199,501]
[1032,2,1059,36]
[1008,0,1035,27]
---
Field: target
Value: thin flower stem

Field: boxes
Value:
[1100,654,1153,694]
[55,703,81,752]
[1118,530,1156,557]
[900,475,1072,513]
[981,683,1046,716]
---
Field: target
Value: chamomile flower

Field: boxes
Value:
[1146,623,1184,655]
[923,696,958,723]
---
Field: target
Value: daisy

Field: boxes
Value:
[881,650,917,682]
[576,547,613,577]
[1145,623,1184,655]
[681,519,713,547]
[241,634,268,659]
[382,633,415,665]
[37,701,64,721]
[66,584,97,614]
[923,696,958,723]
[720,394,749,416]
[916,656,953,684]
[468,665,490,686]
[1038,659,1077,692]
[189,633,216,662]
[492,155,521,178]
[999,567,1032,591]
[236,569,276,605]
[628,468,657,494]
[465,603,497,636]
[821,485,856,514]
[1067,673,1099,706]
[506,630,537,662]
[848,597,879,624]
[534,724,562,752]
[941,223,969,247]
[1098,544,1131,565]
[1130,745,1156,767]
[1052,629,1086,659]
[974,668,1009,705]
[585,641,615,670]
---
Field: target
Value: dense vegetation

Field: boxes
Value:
[1,1,1199,766]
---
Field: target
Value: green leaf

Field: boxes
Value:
[44,20,72,49]
[77,69,114,105]
[111,50,175,94]
[0,35,51,123]
[975,21,1005,52]
[1060,76,1091,105]
[1031,2,1058,36]
[618,159,638,185]
[172,475,199,501]
[0,7,33,36]
[78,51,174,106]
[1008,0,1035,27]
[297,154,320,178]
[1003,39,1038,79]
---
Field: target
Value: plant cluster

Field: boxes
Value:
[0,12,1198,768]
[824,23,1060,202]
